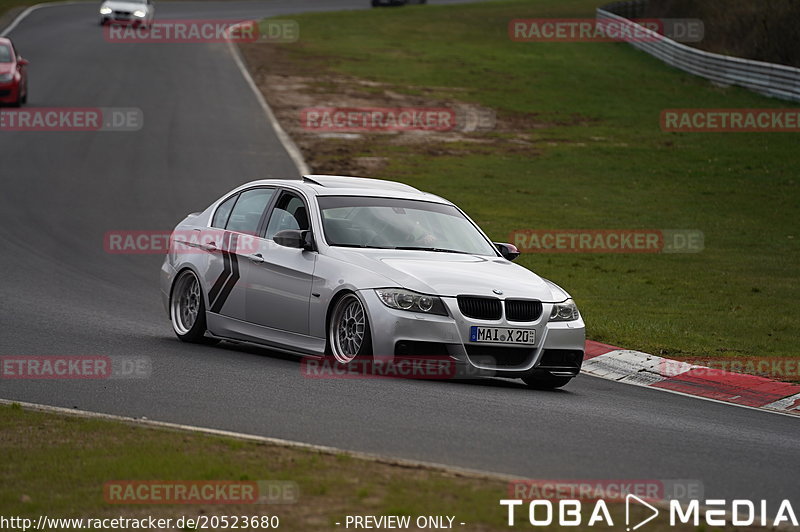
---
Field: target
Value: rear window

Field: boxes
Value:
[211,194,237,229]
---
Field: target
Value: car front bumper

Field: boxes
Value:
[359,290,585,379]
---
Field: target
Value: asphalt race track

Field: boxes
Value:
[0,0,797,510]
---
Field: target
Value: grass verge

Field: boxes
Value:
[239,0,800,365]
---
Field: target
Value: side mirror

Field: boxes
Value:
[17,58,29,66]
[274,229,314,251]
[494,242,520,261]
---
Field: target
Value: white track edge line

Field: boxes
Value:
[2,3,48,35]
[1,1,87,36]
[226,36,311,176]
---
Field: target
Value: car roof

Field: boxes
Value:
[237,175,451,204]
[0,37,12,46]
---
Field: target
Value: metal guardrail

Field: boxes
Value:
[597,1,800,103]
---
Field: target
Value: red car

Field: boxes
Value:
[0,37,29,107]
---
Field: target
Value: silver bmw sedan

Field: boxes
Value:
[161,175,585,388]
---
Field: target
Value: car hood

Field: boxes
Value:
[0,64,14,75]
[332,249,565,301]
[102,1,147,10]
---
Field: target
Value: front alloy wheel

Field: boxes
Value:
[328,293,372,363]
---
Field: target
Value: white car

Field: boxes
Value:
[99,0,154,27]
[160,176,586,389]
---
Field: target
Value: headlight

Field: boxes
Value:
[375,289,448,316]
[99,6,112,14]
[549,299,580,322]
[0,72,13,82]
[133,9,146,17]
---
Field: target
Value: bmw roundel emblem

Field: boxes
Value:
[493,289,503,295]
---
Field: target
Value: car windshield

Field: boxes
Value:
[318,196,498,256]
[0,45,12,63]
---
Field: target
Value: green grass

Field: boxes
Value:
[261,0,800,360]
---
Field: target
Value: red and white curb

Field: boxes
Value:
[583,341,800,416]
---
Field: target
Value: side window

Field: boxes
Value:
[265,192,310,240]
[211,194,237,229]
[225,188,275,234]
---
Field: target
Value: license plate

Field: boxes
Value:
[469,326,535,345]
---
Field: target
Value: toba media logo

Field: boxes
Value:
[500,498,798,529]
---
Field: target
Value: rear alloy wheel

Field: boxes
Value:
[328,293,372,364]
[170,269,216,344]
[522,375,573,389]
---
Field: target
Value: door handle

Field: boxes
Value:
[202,242,218,252]
[248,253,265,263]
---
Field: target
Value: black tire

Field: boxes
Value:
[169,269,218,344]
[522,375,573,389]
[327,292,373,364]
[20,85,27,104]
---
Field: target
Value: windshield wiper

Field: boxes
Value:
[392,246,471,254]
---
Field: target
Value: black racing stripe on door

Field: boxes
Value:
[210,234,240,313]
[208,232,232,306]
